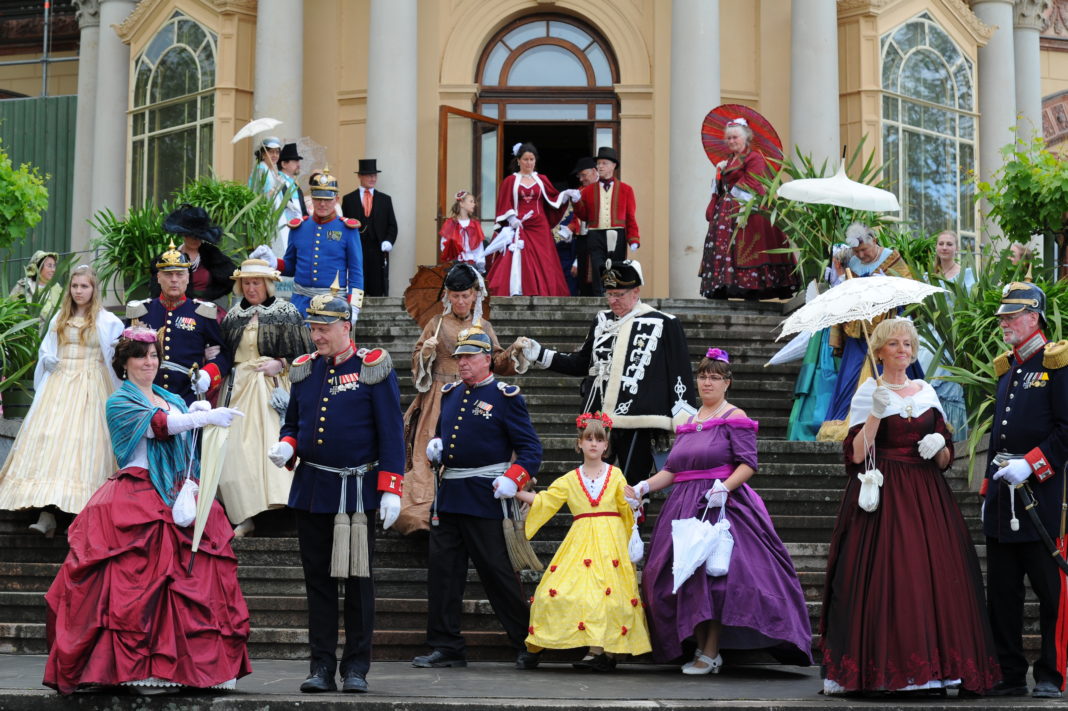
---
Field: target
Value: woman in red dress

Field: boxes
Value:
[486,142,574,297]
[698,119,797,300]
[819,318,999,696]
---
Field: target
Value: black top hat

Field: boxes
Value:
[356,158,382,175]
[595,146,620,166]
[163,204,223,245]
[279,143,303,163]
[602,259,643,289]
[444,263,480,292]
[571,156,596,175]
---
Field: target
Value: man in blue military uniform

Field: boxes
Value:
[981,280,1068,699]
[126,241,231,404]
[412,325,543,670]
[267,283,403,694]
[251,169,364,321]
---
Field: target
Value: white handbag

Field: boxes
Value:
[703,502,733,577]
[171,476,199,527]
[856,432,883,513]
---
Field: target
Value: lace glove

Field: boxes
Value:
[256,359,284,377]
[421,336,439,355]
[204,345,221,361]
[870,386,892,418]
[269,387,289,417]
[249,245,277,264]
[193,370,212,395]
[993,458,1031,486]
[166,407,243,434]
[426,437,443,464]
[625,480,650,508]
[704,480,729,507]
[917,433,946,460]
[381,241,393,253]
[268,441,294,468]
[493,475,517,500]
[188,400,212,413]
[379,492,401,530]
[507,215,522,230]
[40,354,59,373]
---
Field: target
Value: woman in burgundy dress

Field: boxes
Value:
[820,318,999,696]
[486,142,574,297]
[698,119,796,300]
[627,349,812,674]
[44,328,250,695]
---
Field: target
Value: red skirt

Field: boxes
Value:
[44,467,251,694]
[486,217,570,297]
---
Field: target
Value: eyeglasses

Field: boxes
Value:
[696,374,728,382]
[605,290,635,301]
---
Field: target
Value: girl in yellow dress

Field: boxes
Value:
[516,412,651,672]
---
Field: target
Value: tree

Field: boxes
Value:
[0,136,49,250]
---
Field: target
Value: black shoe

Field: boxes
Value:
[515,650,541,670]
[341,670,368,693]
[299,665,337,693]
[412,650,467,668]
[987,681,1029,697]
[1033,681,1063,699]
[572,653,615,672]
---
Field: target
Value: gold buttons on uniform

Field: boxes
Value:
[319,417,325,422]
[318,427,325,433]
[317,439,323,445]
[321,407,327,412]
[323,398,328,402]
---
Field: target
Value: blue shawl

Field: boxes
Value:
[105,381,198,505]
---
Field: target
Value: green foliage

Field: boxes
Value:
[89,203,170,301]
[0,296,40,390]
[880,229,936,278]
[0,136,50,251]
[738,139,892,286]
[174,175,285,256]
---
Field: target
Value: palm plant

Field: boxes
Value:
[89,203,170,301]
[174,175,286,256]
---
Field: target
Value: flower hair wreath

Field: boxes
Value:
[706,347,729,363]
[123,326,158,343]
[576,411,613,431]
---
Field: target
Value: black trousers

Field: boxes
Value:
[426,512,529,655]
[580,229,627,296]
[985,537,1065,687]
[296,510,376,676]
[610,428,656,486]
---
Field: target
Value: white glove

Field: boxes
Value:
[204,407,244,427]
[705,480,729,508]
[917,433,946,460]
[255,359,284,377]
[507,215,522,229]
[521,337,542,362]
[870,386,892,418]
[629,243,639,252]
[350,306,360,326]
[381,240,393,253]
[249,245,277,264]
[378,492,401,530]
[557,224,572,241]
[993,458,1031,486]
[625,480,650,508]
[493,475,518,499]
[426,437,443,464]
[40,354,59,373]
[194,370,212,394]
[268,441,294,468]
[421,336,439,354]
[188,400,212,413]
[716,160,728,171]
[563,188,582,203]
[204,345,221,361]
[269,386,289,417]
[166,407,241,433]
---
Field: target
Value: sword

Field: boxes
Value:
[994,452,1068,576]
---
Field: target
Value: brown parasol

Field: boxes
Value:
[701,104,784,169]
[403,263,491,331]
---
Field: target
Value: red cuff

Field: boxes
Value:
[1025,447,1055,482]
[504,464,531,490]
[378,470,403,496]
[150,410,171,440]
[202,363,222,389]
[277,258,285,272]
[281,436,297,471]
[979,478,989,497]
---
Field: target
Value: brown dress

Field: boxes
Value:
[394,313,526,534]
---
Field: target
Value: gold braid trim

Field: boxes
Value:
[1043,341,1068,370]
[994,351,1011,377]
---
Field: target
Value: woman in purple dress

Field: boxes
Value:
[627,349,811,673]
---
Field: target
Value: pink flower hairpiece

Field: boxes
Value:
[123,327,157,343]
[706,347,729,363]
[576,411,613,431]
[454,190,469,201]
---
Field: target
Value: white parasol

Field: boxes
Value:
[232,117,283,144]
[670,516,718,594]
[765,330,812,367]
[776,162,900,212]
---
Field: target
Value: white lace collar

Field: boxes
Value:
[848,377,945,427]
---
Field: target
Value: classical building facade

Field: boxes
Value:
[1,0,1064,296]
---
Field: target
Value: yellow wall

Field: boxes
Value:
[0,50,79,98]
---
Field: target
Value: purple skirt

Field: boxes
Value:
[642,479,812,665]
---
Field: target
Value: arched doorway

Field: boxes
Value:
[476,14,620,186]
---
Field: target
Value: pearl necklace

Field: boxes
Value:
[884,379,910,391]
[696,400,729,422]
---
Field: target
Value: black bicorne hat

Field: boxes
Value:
[163,203,223,245]
[602,259,643,288]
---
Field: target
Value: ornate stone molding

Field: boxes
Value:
[115,0,154,43]
[1043,0,1068,34]
[949,0,996,41]
[1016,0,1051,29]
[209,0,257,17]
[73,0,102,29]
[836,0,893,16]
[1042,89,1068,143]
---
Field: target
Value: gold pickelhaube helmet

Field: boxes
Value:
[309,167,340,199]
[452,323,493,356]
[305,273,351,324]
[155,240,192,271]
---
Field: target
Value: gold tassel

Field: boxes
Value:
[512,501,543,572]
[501,500,526,572]
[331,512,350,579]
[349,511,370,578]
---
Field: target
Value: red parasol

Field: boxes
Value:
[403,263,491,330]
[701,104,784,169]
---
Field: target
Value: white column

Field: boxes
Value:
[88,0,135,221]
[1013,0,1050,141]
[971,0,1017,240]
[365,0,417,297]
[70,0,100,256]
[253,0,302,138]
[669,0,719,298]
[789,0,840,167]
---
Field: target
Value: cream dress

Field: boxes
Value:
[0,318,116,513]
[215,317,293,524]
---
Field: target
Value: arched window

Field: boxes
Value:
[881,13,976,249]
[477,16,618,152]
[130,11,216,207]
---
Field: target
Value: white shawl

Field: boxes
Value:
[34,308,125,392]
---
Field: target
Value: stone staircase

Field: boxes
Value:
[0,296,1035,662]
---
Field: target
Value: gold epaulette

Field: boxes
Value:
[994,350,1012,377]
[290,353,317,383]
[358,347,392,384]
[193,299,218,319]
[1043,340,1068,370]
[125,299,148,320]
